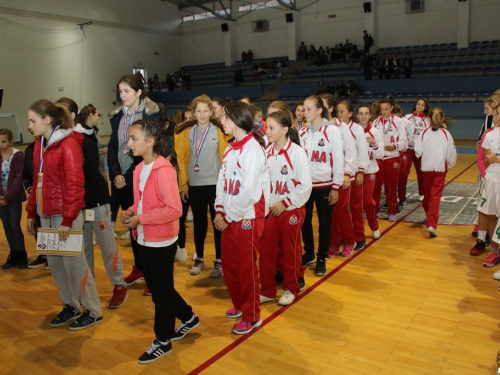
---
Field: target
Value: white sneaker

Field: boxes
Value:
[93,238,96,246]
[186,211,193,222]
[175,247,188,261]
[419,195,424,202]
[259,295,274,304]
[278,290,295,306]
[373,229,380,239]
[493,269,500,280]
[428,226,437,238]
[120,231,130,240]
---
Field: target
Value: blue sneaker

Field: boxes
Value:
[50,304,81,327]
[388,214,397,222]
[68,309,103,331]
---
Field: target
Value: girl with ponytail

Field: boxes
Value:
[414,107,456,238]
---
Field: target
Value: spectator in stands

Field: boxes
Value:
[383,56,392,79]
[338,43,345,64]
[166,74,175,91]
[363,30,374,53]
[317,49,328,67]
[241,51,248,64]
[403,53,413,79]
[391,54,401,79]
[361,52,373,80]
[185,72,192,90]
[308,45,317,62]
[375,52,385,79]
[344,41,353,66]
[334,80,347,100]
[147,77,154,92]
[316,80,326,95]
[298,42,307,60]
[241,96,253,105]
[346,80,361,97]
[153,74,160,92]
[293,102,305,129]
[326,82,335,95]
[247,49,254,64]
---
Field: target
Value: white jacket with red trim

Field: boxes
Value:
[414,127,457,172]
[215,134,270,223]
[404,112,431,149]
[363,122,385,174]
[265,139,312,210]
[299,119,344,190]
[372,114,408,159]
[347,120,370,174]
[332,118,357,178]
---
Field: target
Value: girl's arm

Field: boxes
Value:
[280,148,312,209]
[446,131,457,170]
[61,138,85,227]
[477,131,489,177]
[3,153,25,203]
[373,130,385,159]
[174,131,190,192]
[414,131,424,158]
[139,165,182,225]
[329,126,345,190]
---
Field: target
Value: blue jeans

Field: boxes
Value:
[0,201,26,255]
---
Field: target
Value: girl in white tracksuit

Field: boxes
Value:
[214,101,269,335]
[259,110,312,306]
[414,107,457,238]
[299,95,344,277]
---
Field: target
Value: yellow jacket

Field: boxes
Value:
[174,124,229,192]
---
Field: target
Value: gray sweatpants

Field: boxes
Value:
[41,212,103,319]
[83,204,126,286]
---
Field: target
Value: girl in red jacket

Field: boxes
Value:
[26,99,103,330]
[214,101,269,335]
[121,118,199,364]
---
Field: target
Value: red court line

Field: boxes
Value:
[187,160,477,375]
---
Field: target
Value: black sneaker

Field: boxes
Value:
[170,314,200,341]
[298,277,306,291]
[302,253,316,267]
[50,304,81,327]
[354,240,366,251]
[68,309,103,331]
[275,270,284,286]
[28,255,47,269]
[314,258,326,276]
[396,205,401,214]
[398,200,406,208]
[382,202,388,209]
[1,255,17,270]
[138,339,172,364]
[17,255,28,270]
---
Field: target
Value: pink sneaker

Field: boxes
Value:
[225,308,242,319]
[327,247,340,258]
[483,253,500,267]
[341,243,355,257]
[233,319,262,335]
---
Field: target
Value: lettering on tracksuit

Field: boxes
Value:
[271,181,291,195]
[224,179,241,195]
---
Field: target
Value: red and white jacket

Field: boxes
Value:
[414,128,457,172]
[332,118,357,178]
[265,139,312,210]
[299,119,344,190]
[215,134,270,224]
[404,112,431,149]
[362,122,385,174]
[347,120,370,175]
[372,114,408,159]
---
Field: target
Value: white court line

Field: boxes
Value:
[448,186,480,225]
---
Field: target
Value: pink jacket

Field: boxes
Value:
[478,128,493,178]
[129,156,182,242]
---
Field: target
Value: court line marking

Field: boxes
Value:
[187,160,477,375]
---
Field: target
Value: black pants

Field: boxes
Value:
[189,185,221,259]
[0,201,26,258]
[119,185,141,270]
[138,243,193,342]
[177,199,190,248]
[301,188,333,260]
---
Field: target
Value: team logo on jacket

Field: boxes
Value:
[241,220,252,230]
[393,162,399,168]
[37,244,47,250]
[98,221,107,230]
[289,215,298,225]
[402,155,407,162]
[370,174,375,180]
[281,165,288,175]
[318,138,325,147]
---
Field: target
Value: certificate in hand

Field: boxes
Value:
[36,228,83,257]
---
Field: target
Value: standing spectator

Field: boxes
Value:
[403,53,413,79]
[383,56,392,79]
[234,67,244,87]
[153,74,160,92]
[316,80,326,95]
[375,52,385,79]
[298,42,307,61]
[166,74,175,92]
[185,72,192,90]
[392,54,401,79]
[147,77,154,92]
[346,80,361,97]
[241,51,248,64]
[363,30,374,53]
[334,81,347,100]
[247,49,254,64]
[361,52,373,80]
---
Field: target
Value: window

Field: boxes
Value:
[238,0,292,12]
[183,9,231,22]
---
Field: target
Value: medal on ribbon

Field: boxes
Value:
[193,124,211,172]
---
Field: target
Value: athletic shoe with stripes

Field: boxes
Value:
[170,314,200,341]
[233,319,262,335]
[225,308,242,319]
[50,304,81,327]
[483,253,500,267]
[138,339,172,364]
[68,309,103,331]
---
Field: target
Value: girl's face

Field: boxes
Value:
[493,109,500,127]
[87,110,100,127]
[295,105,305,121]
[184,110,193,122]
[336,104,352,124]
[127,125,154,158]
[380,103,393,119]
[254,111,263,123]
[357,107,371,125]
[212,101,224,120]
[0,135,13,153]
[194,102,212,126]
[266,118,288,145]
[303,100,322,123]
[221,112,236,136]
[485,103,494,116]
[27,110,52,138]
[415,100,426,113]
[119,83,142,108]
[492,96,500,109]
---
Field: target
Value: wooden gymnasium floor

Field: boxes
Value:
[1,153,499,375]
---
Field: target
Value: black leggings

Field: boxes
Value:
[119,185,141,270]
